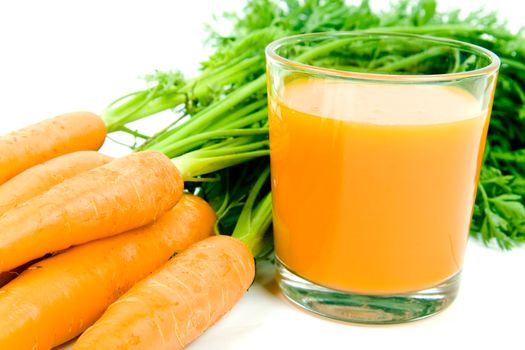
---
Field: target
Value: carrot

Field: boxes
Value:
[0,112,107,185]
[0,272,13,288]
[0,151,112,216]
[73,235,255,350]
[0,258,47,288]
[0,271,19,288]
[0,150,183,272]
[0,195,215,350]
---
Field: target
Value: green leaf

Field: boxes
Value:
[104,0,525,251]
[411,0,437,26]
[490,194,525,222]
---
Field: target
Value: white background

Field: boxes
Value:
[0,1,524,349]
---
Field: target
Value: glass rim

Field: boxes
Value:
[265,31,501,82]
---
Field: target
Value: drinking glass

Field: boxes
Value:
[265,32,499,324]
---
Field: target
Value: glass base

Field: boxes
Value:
[276,260,460,324]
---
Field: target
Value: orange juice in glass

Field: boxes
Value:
[266,32,499,323]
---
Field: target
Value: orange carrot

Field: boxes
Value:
[0,151,112,216]
[0,271,19,288]
[0,195,215,350]
[73,235,255,350]
[0,112,107,185]
[0,258,47,288]
[0,150,183,272]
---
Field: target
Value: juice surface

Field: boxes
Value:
[269,78,489,294]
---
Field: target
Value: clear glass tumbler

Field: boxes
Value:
[266,32,499,324]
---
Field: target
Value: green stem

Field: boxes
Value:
[119,126,150,140]
[105,90,149,117]
[188,55,263,91]
[378,46,451,72]
[212,100,268,129]
[150,75,267,145]
[105,93,186,132]
[171,135,269,180]
[223,109,268,128]
[294,37,358,63]
[105,90,149,119]
[135,113,189,151]
[372,25,502,37]
[174,150,270,181]
[104,56,265,132]
[477,183,492,243]
[144,103,266,152]
[159,128,269,158]
[490,151,525,162]
[294,25,502,66]
[187,52,254,87]
[232,167,272,256]
[501,58,525,72]
[213,170,232,220]
[250,193,273,256]
[187,140,269,158]
[478,183,491,209]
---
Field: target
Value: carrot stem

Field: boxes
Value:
[232,166,272,256]
[103,56,264,132]
[156,127,268,158]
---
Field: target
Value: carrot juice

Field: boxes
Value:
[269,78,489,294]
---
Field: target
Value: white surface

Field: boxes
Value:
[1,1,524,349]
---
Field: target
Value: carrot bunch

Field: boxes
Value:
[0,112,264,349]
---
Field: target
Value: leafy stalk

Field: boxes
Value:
[196,161,273,257]
[231,166,273,257]
[160,127,268,158]
[104,55,265,132]
[104,0,525,249]
[171,136,269,181]
[142,75,266,152]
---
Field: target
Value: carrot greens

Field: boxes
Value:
[104,0,525,249]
